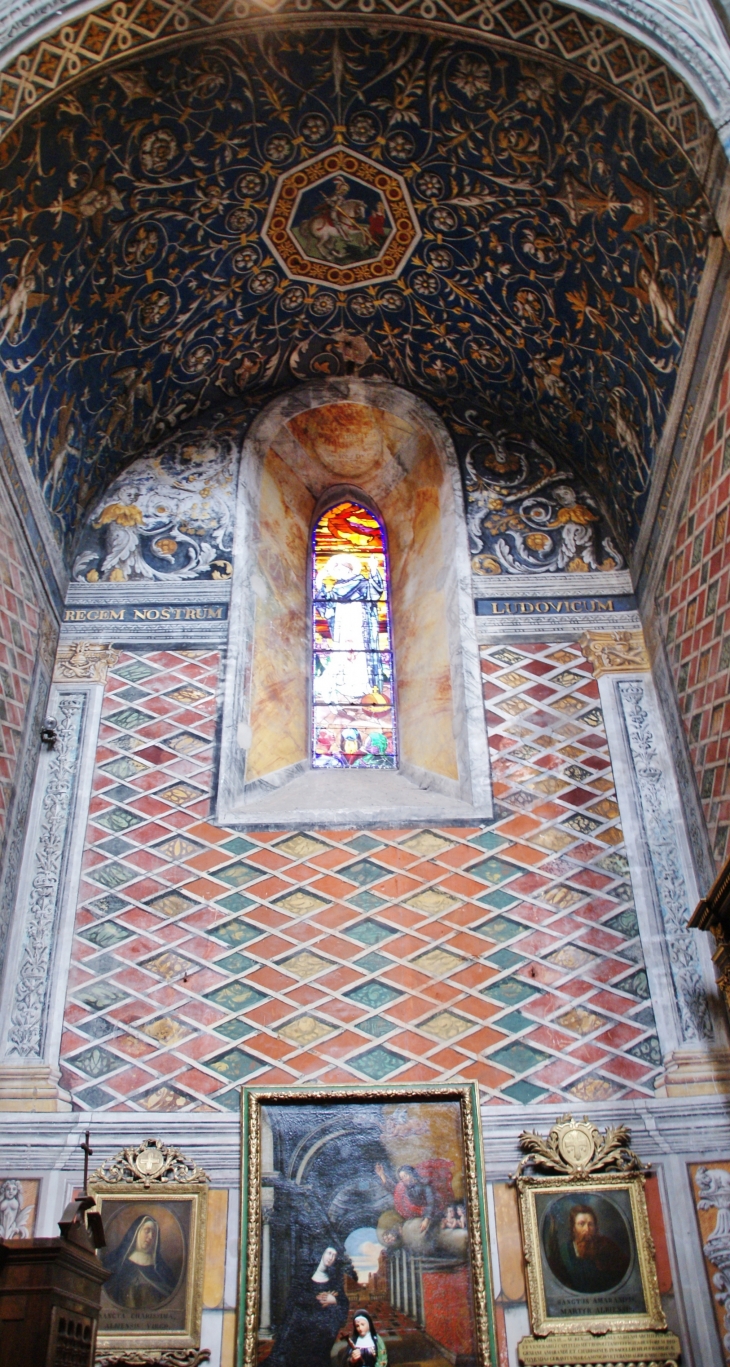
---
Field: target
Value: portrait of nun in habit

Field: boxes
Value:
[268,1246,349,1367]
[104,1214,178,1309]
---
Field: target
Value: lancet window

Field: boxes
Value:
[311,498,397,770]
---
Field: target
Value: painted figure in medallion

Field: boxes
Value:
[292,175,393,265]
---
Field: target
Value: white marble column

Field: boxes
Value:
[0,644,114,1110]
[584,630,730,1095]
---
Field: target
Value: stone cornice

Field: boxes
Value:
[2,1097,730,1183]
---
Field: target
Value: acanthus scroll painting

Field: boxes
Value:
[0,27,710,551]
[72,427,237,582]
[240,1087,495,1367]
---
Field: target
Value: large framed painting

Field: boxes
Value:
[89,1138,208,1354]
[239,1084,496,1367]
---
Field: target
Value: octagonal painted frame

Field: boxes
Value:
[262,147,421,290]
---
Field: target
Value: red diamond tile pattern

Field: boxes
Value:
[658,354,730,867]
[59,643,661,1111]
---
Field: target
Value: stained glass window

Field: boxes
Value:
[311,499,397,770]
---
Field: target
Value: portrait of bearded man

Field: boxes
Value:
[545,1202,630,1296]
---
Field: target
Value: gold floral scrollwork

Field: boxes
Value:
[53,641,119,683]
[580,630,650,677]
[514,1113,644,1178]
[95,1352,211,1366]
[91,1137,208,1188]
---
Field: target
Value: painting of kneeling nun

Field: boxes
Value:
[242,1086,493,1367]
[269,1246,349,1367]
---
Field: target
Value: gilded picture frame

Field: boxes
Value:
[516,1170,665,1338]
[89,1141,208,1353]
[239,1083,497,1367]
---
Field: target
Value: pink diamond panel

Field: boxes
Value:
[59,643,661,1111]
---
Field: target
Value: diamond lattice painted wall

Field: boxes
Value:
[658,356,730,867]
[59,641,659,1111]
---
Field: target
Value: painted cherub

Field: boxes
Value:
[0,1179,34,1240]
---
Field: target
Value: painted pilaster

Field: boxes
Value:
[583,629,730,1094]
[0,642,114,1109]
[661,1156,726,1367]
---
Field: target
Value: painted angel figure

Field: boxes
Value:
[0,1179,34,1239]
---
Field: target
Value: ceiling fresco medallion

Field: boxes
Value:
[262,148,420,289]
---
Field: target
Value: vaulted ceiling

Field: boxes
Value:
[0,6,717,557]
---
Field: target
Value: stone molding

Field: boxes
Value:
[5,690,86,1060]
[0,1063,71,1112]
[617,678,714,1044]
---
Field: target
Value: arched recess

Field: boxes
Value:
[216,379,492,827]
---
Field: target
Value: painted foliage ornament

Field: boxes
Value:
[515,1114,645,1178]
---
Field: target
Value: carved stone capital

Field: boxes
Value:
[53,642,118,683]
[0,1063,71,1111]
[580,629,650,676]
[658,1046,730,1095]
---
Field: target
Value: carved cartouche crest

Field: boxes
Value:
[92,1138,208,1189]
[514,1113,645,1179]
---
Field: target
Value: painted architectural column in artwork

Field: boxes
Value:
[583,629,730,1094]
[0,642,114,1110]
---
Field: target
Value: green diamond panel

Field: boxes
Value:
[79,921,132,949]
[467,856,518,886]
[106,707,150,731]
[207,1048,264,1081]
[483,977,540,1007]
[344,920,396,947]
[489,1041,551,1074]
[352,1046,407,1080]
[345,981,401,1009]
[208,919,262,947]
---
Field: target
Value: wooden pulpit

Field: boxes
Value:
[0,1207,108,1366]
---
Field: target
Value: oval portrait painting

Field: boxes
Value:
[540,1191,633,1297]
[101,1201,186,1311]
